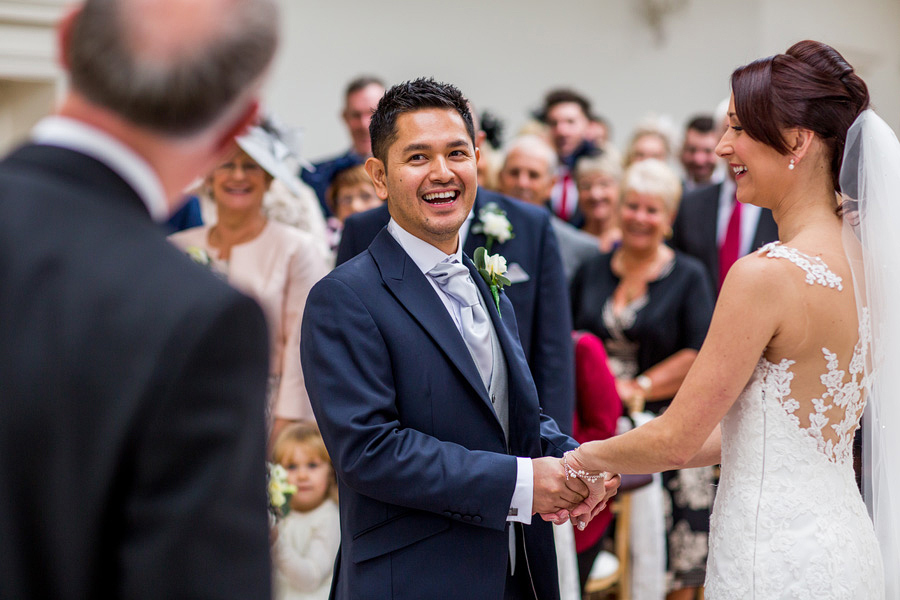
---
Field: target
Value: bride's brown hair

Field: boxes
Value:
[731,40,869,193]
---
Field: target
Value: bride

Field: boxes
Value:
[560,40,899,598]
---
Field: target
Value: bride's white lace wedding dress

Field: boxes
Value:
[705,243,884,599]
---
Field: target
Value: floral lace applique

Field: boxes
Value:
[758,241,843,290]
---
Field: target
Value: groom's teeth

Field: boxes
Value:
[423,191,456,201]
[423,191,458,203]
[733,165,748,175]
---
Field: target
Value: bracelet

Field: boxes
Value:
[562,450,607,484]
[635,374,652,395]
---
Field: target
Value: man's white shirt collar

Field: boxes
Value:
[31,116,169,222]
[387,218,463,273]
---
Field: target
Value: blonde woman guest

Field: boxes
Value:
[170,126,328,442]
[570,159,715,599]
[575,154,623,252]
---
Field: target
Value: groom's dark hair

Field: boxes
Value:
[369,77,475,164]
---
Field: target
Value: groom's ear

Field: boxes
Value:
[365,157,390,201]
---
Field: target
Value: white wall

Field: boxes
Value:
[0,0,65,152]
[0,0,897,158]
[265,0,900,161]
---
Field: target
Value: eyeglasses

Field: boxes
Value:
[214,160,264,175]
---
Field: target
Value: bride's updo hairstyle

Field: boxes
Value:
[731,40,869,193]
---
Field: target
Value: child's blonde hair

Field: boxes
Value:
[272,422,338,503]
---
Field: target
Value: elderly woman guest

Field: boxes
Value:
[575,154,623,252]
[169,126,328,443]
[624,126,672,167]
[570,159,715,600]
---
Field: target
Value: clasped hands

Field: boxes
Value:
[532,450,620,530]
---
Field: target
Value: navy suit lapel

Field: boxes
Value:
[368,230,493,407]
[463,255,540,445]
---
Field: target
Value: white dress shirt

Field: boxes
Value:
[31,116,169,222]
[386,218,534,524]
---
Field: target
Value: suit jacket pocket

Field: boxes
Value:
[350,510,451,564]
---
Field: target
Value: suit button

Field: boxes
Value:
[452,513,461,519]
[443,511,452,517]
[473,516,482,523]
[462,515,472,522]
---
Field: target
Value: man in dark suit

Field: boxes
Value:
[0,1,279,598]
[337,137,576,436]
[301,76,386,216]
[671,174,779,295]
[302,78,616,600]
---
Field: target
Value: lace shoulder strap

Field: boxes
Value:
[757,241,843,290]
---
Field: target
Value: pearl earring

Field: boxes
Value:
[789,158,795,171]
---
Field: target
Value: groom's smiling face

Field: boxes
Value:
[366,107,478,254]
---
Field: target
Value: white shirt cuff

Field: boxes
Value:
[507,457,533,524]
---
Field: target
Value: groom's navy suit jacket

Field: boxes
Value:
[301,228,577,600]
[336,188,576,435]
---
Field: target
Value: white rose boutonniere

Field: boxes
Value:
[474,246,512,315]
[470,202,513,252]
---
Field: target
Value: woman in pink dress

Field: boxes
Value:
[170,125,328,443]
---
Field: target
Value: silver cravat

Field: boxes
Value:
[428,260,493,390]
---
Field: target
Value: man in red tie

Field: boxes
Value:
[671,159,778,295]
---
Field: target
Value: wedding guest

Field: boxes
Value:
[624,126,671,167]
[539,89,598,223]
[497,135,600,282]
[0,0,278,597]
[570,159,715,599]
[324,164,382,254]
[671,106,778,295]
[574,154,623,253]
[272,423,340,600]
[679,114,723,192]
[301,76,385,216]
[170,125,328,442]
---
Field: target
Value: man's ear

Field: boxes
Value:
[212,99,260,156]
[365,157,389,201]
[57,5,82,70]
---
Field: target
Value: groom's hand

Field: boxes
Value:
[531,456,588,515]
[569,473,621,530]
[540,473,621,528]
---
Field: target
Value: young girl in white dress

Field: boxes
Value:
[272,423,340,600]
[557,40,897,599]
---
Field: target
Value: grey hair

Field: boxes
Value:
[622,158,682,215]
[67,0,279,138]
[574,153,623,183]
[503,135,559,173]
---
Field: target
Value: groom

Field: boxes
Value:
[300,78,615,600]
